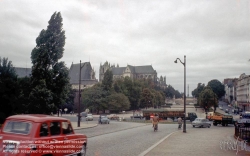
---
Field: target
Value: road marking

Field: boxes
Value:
[138,131,178,156]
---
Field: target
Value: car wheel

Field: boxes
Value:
[200,125,203,128]
[108,122,110,124]
[77,144,86,156]
[192,125,195,128]
[208,125,211,128]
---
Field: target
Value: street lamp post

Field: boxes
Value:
[78,60,87,127]
[174,55,186,133]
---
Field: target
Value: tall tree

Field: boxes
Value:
[164,85,176,98]
[140,88,153,108]
[0,57,18,123]
[16,77,31,114]
[29,12,70,114]
[82,84,108,114]
[192,83,205,98]
[102,69,113,91]
[61,86,75,113]
[123,77,141,110]
[107,93,130,112]
[207,79,225,99]
[198,86,218,112]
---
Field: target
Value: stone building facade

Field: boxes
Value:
[99,61,166,87]
[224,78,238,104]
[236,73,250,111]
[69,62,98,111]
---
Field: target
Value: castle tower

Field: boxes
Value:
[99,61,110,81]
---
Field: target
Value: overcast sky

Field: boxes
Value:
[0,0,250,94]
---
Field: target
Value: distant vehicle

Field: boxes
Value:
[225,109,229,113]
[131,114,144,119]
[80,112,87,117]
[86,114,93,121]
[186,112,197,122]
[108,114,119,120]
[142,109,185,120]
[219,106,223,110]
[210,112,234,126]
[100,116,110,124]
[142,109,196,121]
[239,112,250,119]
[192,118,211,128]
[0,114,87,156]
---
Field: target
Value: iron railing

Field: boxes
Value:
[235,122,250,142]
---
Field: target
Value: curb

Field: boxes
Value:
[138,131,179,156]
[73,124,98,130]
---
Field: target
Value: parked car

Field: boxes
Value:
[108,114,119,120]
[0,114,87,156]
[100,116,110,124]
[86,114,93,121]
[192,118,211,128]
[130,114,143,119]
[81,112,87,117]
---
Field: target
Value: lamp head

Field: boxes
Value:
[174,60,177,63]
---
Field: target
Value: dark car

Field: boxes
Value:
[100,116,110,124]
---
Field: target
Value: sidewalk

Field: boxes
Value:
[71,122,98,130]
[141,126,250,156]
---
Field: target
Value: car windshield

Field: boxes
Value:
[3,121,32,135]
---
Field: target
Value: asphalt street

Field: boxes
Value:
[84,124,180,156]
[61,103,243,156]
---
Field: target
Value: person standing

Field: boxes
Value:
[178,117,182,129]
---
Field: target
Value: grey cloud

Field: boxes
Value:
[1,0,250,93]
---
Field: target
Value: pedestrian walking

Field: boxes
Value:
[152,114,159,131]
[59,109,62,116]
[177,117,182,129]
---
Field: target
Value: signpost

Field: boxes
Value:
[64,108,68,114]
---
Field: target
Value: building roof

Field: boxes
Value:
[111,65,156,75]
[133,65,156,74]
[112,67,126,75]
[69,62,98,84]
[14,67,32,78]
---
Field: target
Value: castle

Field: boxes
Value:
[99,61,166,88]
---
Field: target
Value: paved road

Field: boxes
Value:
[144,124,250,156]
[83,124,179,156]
[75,121,147,138]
